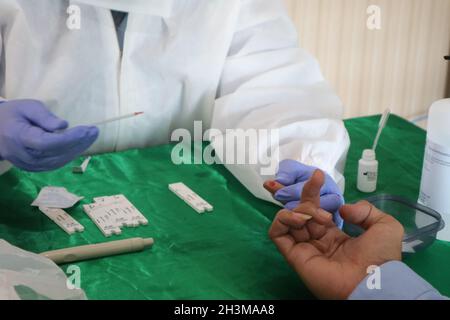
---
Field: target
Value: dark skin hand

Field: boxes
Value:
[268,170,404,299]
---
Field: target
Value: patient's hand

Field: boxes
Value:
[268,170,404,299]
[264,160,344,228]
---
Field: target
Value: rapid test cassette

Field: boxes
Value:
[93,195,148,226]
[39,207,85,235]
[169,182,213,214]
[83,194,148,237]
[83,203,123,237]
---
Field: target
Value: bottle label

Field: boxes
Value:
[364,171,378,182]
[419,139,450,215]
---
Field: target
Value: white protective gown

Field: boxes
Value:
[0,0,350,203]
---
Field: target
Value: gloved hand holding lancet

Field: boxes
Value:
[0,99,99,172]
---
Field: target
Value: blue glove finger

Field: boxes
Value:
[274,181,306,203]
[23,133,98,172]
[4,156,35,171]
[3,144,43,171]
[20,126,99,155]
[16,100,68,132]
[274,176,342,203]
[323,174,343,195]
[284,194,343,213]
[34,145,96,171]
[320,194,344,214]
[275,159,317,185]
[4,134,89,172]
[334,211,344,229]
[285,195,344,229]
[285,201,301,211]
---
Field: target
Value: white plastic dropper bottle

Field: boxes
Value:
[357,109,390,193]
[357,149,378,193]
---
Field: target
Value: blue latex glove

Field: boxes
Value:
[273,160,344,228]
[0,99,99,172]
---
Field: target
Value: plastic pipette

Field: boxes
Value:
[372,108,391,151]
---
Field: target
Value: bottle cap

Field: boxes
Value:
[362,149,376,161]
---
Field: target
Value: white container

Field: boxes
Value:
[357,149,378,193]
[419,99,450,241]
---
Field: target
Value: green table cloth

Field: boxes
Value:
[0,115,449,299]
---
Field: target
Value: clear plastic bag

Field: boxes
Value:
[0,240,86,300]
